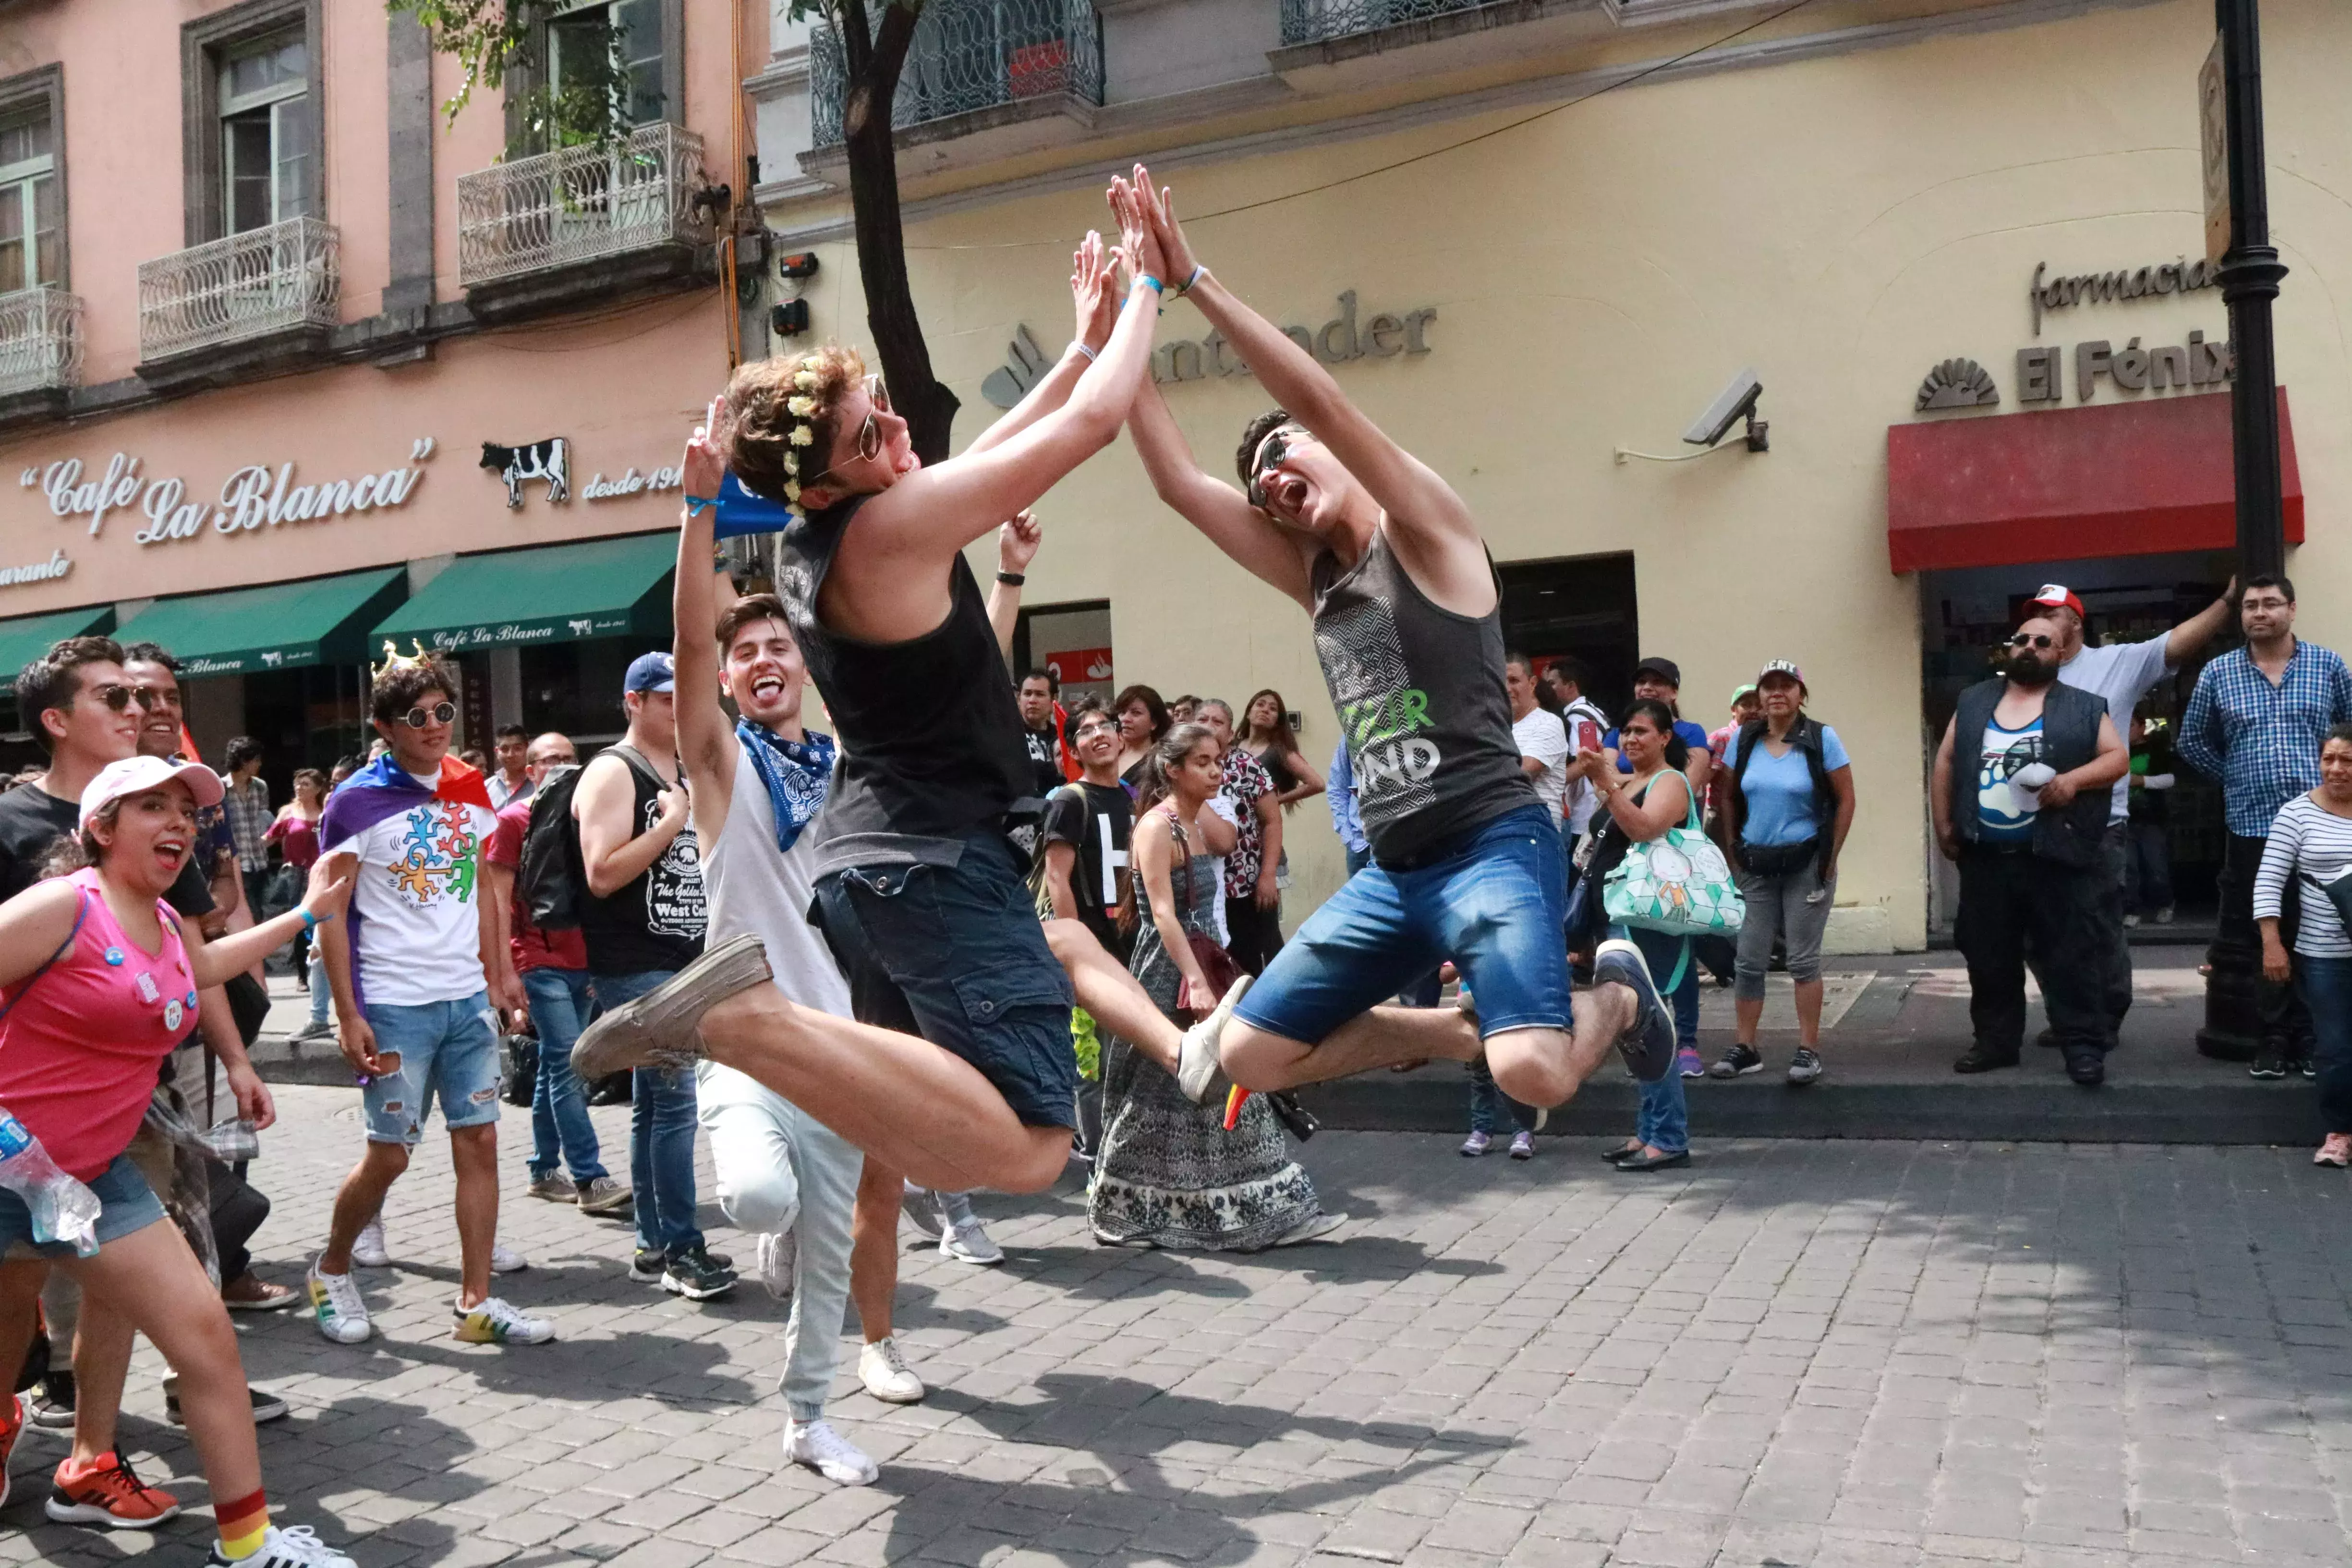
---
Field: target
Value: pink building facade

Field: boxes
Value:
[0,0,759,762]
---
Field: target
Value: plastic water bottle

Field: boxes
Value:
[0,1109,101,1257]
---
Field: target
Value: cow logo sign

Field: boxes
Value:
[481,438,570,509]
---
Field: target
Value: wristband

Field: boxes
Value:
[1074,342,1097,362]
[299,907,333,931]
[996,571,1026,586]
[1175,264,1205,296]
[1137,274,1164,293]
[684,494,719,516]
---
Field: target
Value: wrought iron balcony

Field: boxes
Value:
[1280,0,1491,44]
[137,217,339,363]
[0,286,81,399]
[457,122,713,289]
[810,0,1103,149]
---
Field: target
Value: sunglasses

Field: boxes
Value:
[806,375,891,488]
[2006,633,2055,650]
[1246,425,1309,510]
[400,701,457,729]
[91,684,164,713]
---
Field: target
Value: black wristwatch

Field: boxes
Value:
[995,570,1025,586]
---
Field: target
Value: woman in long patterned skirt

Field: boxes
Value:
[1090,724,1340,1250]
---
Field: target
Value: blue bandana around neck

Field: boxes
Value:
[736,720,836,853]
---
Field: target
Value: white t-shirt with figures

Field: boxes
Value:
[325,778,497,1008]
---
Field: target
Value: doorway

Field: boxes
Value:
[1498,552,1639,714]
[1014,600,1113,706]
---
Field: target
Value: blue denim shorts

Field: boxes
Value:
[812,830,1078,1130]
[0,1150,166,1262]
[1237,803,1573,1045]
[361,991,504,1145]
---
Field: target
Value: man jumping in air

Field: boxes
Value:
[1119,176,1673,1108]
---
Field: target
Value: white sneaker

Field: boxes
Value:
[306,1263,372,1345]
[204,1523,357,1568]
[452,1296,555,1345]
[350,1218,390,1269]
[858,1337,925,1404]
[940,1214,1004,1266]
[491,1242,529,1274]
[756,1230,797,1301]
[785,1418,878,1485]
[1176,975,1250,1104]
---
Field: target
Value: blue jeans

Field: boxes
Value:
[1613,924,1690,1154]
[360,992,502,1145]
[1344,845,1446,1009]
[595,970,703,1257]
[1467,1057,1537,1134]
[2298,956,2352,1134]
[1244,805,1570,1045]
[522,966,607,1184]
[307,944,331,1027]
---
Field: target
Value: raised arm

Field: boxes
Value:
[673,401,741,812]
[986,512,1041,664]
[1134,174,1483,597]
[1126,378,1314,608]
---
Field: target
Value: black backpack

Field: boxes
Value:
[1728,716,1835,873]
[516,765,588,931]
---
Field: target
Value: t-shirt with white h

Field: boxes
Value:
[1512,708,1570,818]
[2055,635,2169,823]
[324,774,498,1009]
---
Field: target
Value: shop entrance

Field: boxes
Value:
[1498,552,1639,714]
[1014,600,1113,706]
[1918,549,2234,935]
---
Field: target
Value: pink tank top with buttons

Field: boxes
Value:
[0,868,197,1181]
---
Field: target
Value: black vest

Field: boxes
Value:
[1948,677,2109,868]
[576,744,706,975]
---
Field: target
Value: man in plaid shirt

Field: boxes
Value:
[219,734,273,923]
[2179,575,2352,1076]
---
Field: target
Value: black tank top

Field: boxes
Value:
[776,496,1037,867]
[1310,528,1536,864]
[576,744,706,975]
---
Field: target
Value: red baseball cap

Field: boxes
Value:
[2029,584,2085,617]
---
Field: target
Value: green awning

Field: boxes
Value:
[371,533,675,654]
[0,605,114,683]
[113,569,407,678]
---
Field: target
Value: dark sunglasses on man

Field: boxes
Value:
[90,684,161,713]
[1246,424,1310,510]
[2005,633,2055,650]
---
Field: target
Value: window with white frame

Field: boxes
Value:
[219,30,313,233]
[546,0,666,131]
[0,110,59,293]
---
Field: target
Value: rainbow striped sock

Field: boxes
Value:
[215,1487,269,1560]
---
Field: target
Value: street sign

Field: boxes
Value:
[2200,33,2230,266]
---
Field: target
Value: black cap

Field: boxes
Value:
[1633,656,1681,687]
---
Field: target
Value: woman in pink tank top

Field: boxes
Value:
[0,756,353,1566]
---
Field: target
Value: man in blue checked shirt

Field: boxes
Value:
[2179,575,2352,1077]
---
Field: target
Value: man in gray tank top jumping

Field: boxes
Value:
[1122,176,1675,1108]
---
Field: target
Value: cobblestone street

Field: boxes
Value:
[5,1086,2350,1568]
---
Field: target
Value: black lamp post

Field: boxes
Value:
[2198,0,2290,1060]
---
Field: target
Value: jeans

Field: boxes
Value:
[700,1062,859,1420]
[360,992,502,1144]
[2217,832,2315,1060]
[522,966,607,1184]
[2297,956,2352,1135]
[307,943,331,1027]
[1956,847,2106,1062]
[1467,1057,1538,1134]
[1343,843,1441,1005]
[1612,923,1689,1153]
[2124,819,2173,913]
[595,970,703,1257]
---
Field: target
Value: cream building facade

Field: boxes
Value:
[745,0,2352,952]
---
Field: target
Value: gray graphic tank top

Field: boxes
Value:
[1309,528,1536,864]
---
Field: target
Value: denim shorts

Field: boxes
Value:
[361,991,504,1145]
[811,829,1078,1130]
[0,1150,166,1262]
[1237,803,1573,1045]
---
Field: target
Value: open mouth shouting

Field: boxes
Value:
[151,831,190,874]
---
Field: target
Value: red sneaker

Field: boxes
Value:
[46,1448,183,1528]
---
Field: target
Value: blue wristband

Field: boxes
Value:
[684,494,719,516]
[1137,274,1164,293]
[300,908,333,932]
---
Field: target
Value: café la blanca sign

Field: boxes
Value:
[18,437,436,547]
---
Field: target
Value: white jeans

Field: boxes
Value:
[696,1061,861,1421]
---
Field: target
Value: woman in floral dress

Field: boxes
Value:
[1089,724,1340,1250]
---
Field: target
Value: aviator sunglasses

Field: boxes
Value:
[805,375,891,489]
[90,684,165,713]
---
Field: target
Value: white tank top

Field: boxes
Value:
[702,732,856,1021]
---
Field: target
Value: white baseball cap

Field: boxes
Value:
[78,754,225,831]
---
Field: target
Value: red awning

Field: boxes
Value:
[1886,389,2303,573]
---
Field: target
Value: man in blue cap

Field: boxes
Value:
[573,651,734,1300]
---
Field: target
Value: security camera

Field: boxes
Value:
[1684,368,1767,450]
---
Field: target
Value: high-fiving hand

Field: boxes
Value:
[1070,231,1118,354]
[1106,167,1168,288]
[1130,167,1198,290]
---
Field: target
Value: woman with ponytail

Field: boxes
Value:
[1090,726,1339,1250]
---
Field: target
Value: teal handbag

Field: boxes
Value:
[1602,778,1745,937]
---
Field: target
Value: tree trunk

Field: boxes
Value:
[841,3,959,466]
